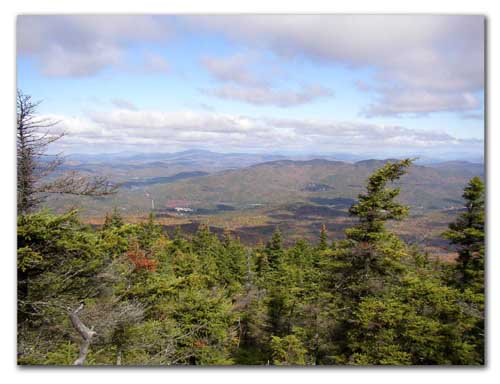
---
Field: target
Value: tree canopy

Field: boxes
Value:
[17,160,485,366]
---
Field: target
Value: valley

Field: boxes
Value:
[42,150,484,261]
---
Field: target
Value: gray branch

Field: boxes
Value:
[68,304,96,366]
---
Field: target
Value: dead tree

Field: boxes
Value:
[17,89,118,215]
[17,90,62,214]
[68,304,96,366]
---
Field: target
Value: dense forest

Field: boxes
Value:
[17,159,485,365]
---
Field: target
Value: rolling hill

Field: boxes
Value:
[42,154,483,257]
[45,156,484,218]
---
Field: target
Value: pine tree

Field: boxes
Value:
[255,250,270,276]
[443,176,485,364]
[192,223,220,284]
[172,225,185,248]
[318,224,328,251]
[17,210,108,364]
[321,160,413,363]
[339,159,414,295]
[443,176,485,291]
[347,271,483,365]
[347,159,413,243]
[103,207,124,230]
[266,226,283,269]
[270,335,307,365]
[134,211,163,253]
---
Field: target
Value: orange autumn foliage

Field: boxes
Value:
[126,242,157,272]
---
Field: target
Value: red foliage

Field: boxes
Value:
[193,339,207,349]
[126,243,157,272]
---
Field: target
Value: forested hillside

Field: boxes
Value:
[17,160,485,365]
[46,156,484,217]
[43,156,483,260]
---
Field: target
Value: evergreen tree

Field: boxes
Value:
[138,212,163,250]
[17,210,108,364]
[255,250,270,276]
[270,335,307,365]
[338,159,414,298]
[321,160,413,363]
[219,230,247,291]
[103,208,124,230]
[16,158,486,366]
[172,225,186,249]
[443,176,485,291]
[192,223,221,284]
[443,176,485,363]
[265,226,283,269]
[347,159,412,242]
[318,224,328,251]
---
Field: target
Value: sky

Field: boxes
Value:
[17,15,485,160]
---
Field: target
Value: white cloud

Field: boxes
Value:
[201,53,266,87]
[203,84,333,107]
[267,118,481,148]
[17,15,484,116]
[361,89,481,117]
[44,108,483,156]
[201,53,333,106]
[187,15,484,117]
[17,15,170,77]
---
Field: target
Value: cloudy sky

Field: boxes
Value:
[17,15,484,159]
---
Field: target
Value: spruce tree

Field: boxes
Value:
[347,159,412,243]
[318,224,328,251]
[103,207,124,230]
[323,160,413,363]
[339,159,414,295]
[138,211,163,251]
[266,226,283,269]
[443,176,485,291]
[443,176,485,364]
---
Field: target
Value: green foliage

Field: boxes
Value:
[51,157,484,219]
[318,224,328,251]
[18,210,106,316]
[270,335,307,365]
[17,161,485,366]
[103,208,124,230]
[348,271,482,365]
[347,159,412,242]
[330,160,413,302]
[265,226,283,269]
[442,176,485,362]
[17,210,109,364]
[443,176,485,292]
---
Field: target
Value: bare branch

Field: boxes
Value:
[68,304,96,366]
[39,172,119,196]
[17,89,118,213]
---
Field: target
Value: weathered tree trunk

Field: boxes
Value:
[68,304,96,366]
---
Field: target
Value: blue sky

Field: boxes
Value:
[17,15,484,160]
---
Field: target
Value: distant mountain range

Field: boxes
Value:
[63,149,484,167]
[46,151,484,218]
[65,149,287,165]
[120,171,210,188]
[139,158,483,211]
